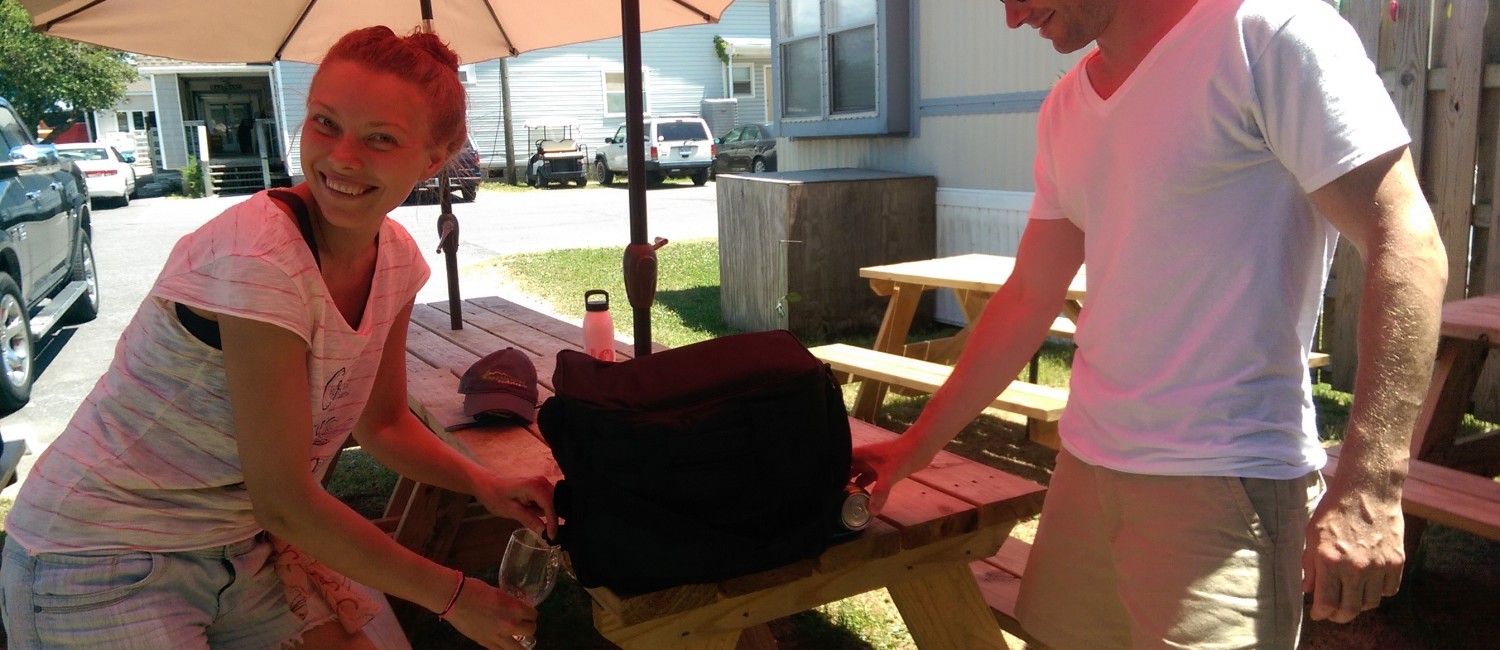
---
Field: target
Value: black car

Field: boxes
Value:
[714,123,777,174]
[411,139,481,203]
[0,97,99,411]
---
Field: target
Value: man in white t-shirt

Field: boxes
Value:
[851,0,1448,647]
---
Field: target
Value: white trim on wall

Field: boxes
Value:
[935,187,1034,212]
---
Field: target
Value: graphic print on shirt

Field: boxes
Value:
[312,366,352,446]
[322,367,352,409]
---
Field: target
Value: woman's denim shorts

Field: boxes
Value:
[0,535,306,649]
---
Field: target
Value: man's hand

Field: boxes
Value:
[473,474,558,541]
[851,438,918,515]
[1301,487,1405,623]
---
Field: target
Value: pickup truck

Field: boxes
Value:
[0,97,99,411]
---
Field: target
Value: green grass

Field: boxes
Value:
[476,174,699,194]
[480,238,729,349]
[325,448,401,518]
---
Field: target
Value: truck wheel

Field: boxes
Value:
[0,275,33,411]
[595,160,614,185]
[575,177,588,187]
[692,169,709,186]
[63,232,100,325]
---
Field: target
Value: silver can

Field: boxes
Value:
[840,484,873,531]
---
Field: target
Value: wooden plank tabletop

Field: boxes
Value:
[401,296,1047,646]
[859,253,1087,301]
[1440,294,1500,343]
[588,418,1045,627]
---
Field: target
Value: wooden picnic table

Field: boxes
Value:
[1409,293,1500,466]
[851,254,1086,421]
[385,295,1047,648]
[1321,294,1500,556]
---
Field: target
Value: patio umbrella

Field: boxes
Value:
[22,0,733,352]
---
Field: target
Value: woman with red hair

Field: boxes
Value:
[2,26,551,650]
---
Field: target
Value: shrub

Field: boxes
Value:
[181,157,206,198]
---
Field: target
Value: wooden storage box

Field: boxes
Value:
[717,168,937,338]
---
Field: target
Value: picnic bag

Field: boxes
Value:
[537,330,853,594]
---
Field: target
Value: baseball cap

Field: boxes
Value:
[459,348,539,424]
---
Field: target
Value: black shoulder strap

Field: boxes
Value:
[267,188,320,268]
[174,189,312,352]
[175,302,222,351]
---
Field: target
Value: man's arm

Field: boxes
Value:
[1303,145,1447,623]
[853,217,1085,512]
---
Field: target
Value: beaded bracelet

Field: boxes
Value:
[437,570,466,620]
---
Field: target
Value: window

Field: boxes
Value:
[0,106,29,151]
[773,0,910,137]
[731,64,754,98]
[116,110,156,132]
[603,69,651,116]
[458,64,477,85]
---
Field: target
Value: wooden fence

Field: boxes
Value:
[1324,0,1499,421]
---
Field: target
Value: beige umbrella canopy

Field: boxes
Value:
[23,0,732,63]
[22,0,733,352]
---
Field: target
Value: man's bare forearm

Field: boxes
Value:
[1336,217,1446,500]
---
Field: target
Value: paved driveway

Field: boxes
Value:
[0,182,719,495]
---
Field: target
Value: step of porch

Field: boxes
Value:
[210,163,291,195]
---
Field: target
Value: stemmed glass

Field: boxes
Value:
[497,528,562,649]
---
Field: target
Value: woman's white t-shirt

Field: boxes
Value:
[7,192,430,552]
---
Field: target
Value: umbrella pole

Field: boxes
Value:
[436,172,462,330]
[620,0,655,356]
[417,6,462,330]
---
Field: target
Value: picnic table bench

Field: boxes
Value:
[388,295,1048,648]
[1324,445,1500,543]
[824,254,1331,450]
[1321,294,1500,555]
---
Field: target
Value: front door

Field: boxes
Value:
[198,95,260,156]
[763,66,774,122]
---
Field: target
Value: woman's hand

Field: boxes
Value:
[850,438,917,516]
[445,578,538,650]
[472,475,557,540]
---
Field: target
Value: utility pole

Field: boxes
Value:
[500,58,517,185]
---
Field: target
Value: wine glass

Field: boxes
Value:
[497,528,562,649]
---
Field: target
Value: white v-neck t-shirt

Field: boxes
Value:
[8,192,429,553]
[1030,0,1409,478]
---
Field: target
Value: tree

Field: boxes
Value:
[0,1,137,140]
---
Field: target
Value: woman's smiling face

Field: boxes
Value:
[300,59,447,228]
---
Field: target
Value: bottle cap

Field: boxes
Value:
[584,290,610,312]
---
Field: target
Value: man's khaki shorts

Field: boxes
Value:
[1015,448,1324,650]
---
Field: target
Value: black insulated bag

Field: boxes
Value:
[537,330,852,594]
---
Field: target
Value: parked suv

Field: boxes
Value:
[411,138,481,203]
[0,97,99,410]
[595,116,714,187]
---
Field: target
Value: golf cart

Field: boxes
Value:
[525,117,589,188]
